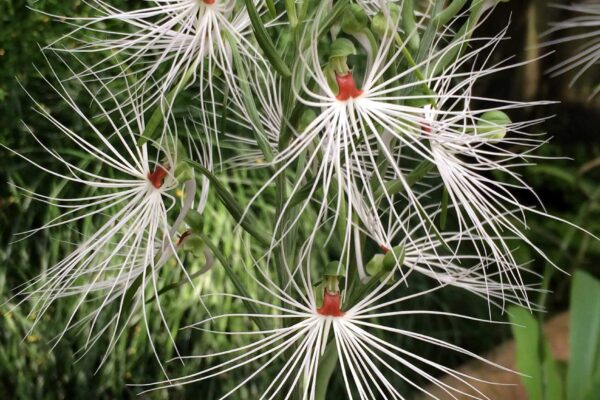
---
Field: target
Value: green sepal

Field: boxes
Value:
[366,254,385,276]
[180,234,205,257]
[174,158,195,183]
[185,209,204,233]
[324,261,345,277]
[297,109,317,133]
[327,38,357,87]
[382,245,405,270]
[329,38,357,60]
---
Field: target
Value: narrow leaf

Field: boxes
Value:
[567,271,600,400]
[243,0,291,77]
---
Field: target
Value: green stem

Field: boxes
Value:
[401,0,420,50]
[432,0,487,76]
[196,232,267,332]
[285,0,299,30]
[314,342,339,400]
[188,161,271,246]
[433,0,469,27]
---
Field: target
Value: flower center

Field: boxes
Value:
[148,165,168,189]
[202,0,216,4]
[379,244,390,253]
[335,72,363,101]
[317,290,345,317]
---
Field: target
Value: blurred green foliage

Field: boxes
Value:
[0,0,599,399]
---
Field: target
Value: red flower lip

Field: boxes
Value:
[317,290,345,317]
[335,72,363,101]
[148,165,168,189]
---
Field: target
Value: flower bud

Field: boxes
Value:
[371,4,401,38]
[476,110,511,140]
[341,4,369,34]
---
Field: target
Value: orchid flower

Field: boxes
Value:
[42,0,268,133]
[139,259,513,399]
[3,56,209,374]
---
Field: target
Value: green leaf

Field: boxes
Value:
[510,306,565,400]
[567,271,600,400]
[542,340,565,400]
[440,186,449,230]
[243,0,291,77]
[509,307,543,399]
[266,0,277,19]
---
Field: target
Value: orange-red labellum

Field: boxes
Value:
[335,73,363,101]
[317,290,345,317]
[148,165,168,189]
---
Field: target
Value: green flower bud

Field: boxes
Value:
[341,4,369,34]
[476,111,511,140]
[371,4,401,38]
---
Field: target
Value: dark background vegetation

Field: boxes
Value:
[1,0,599,399]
